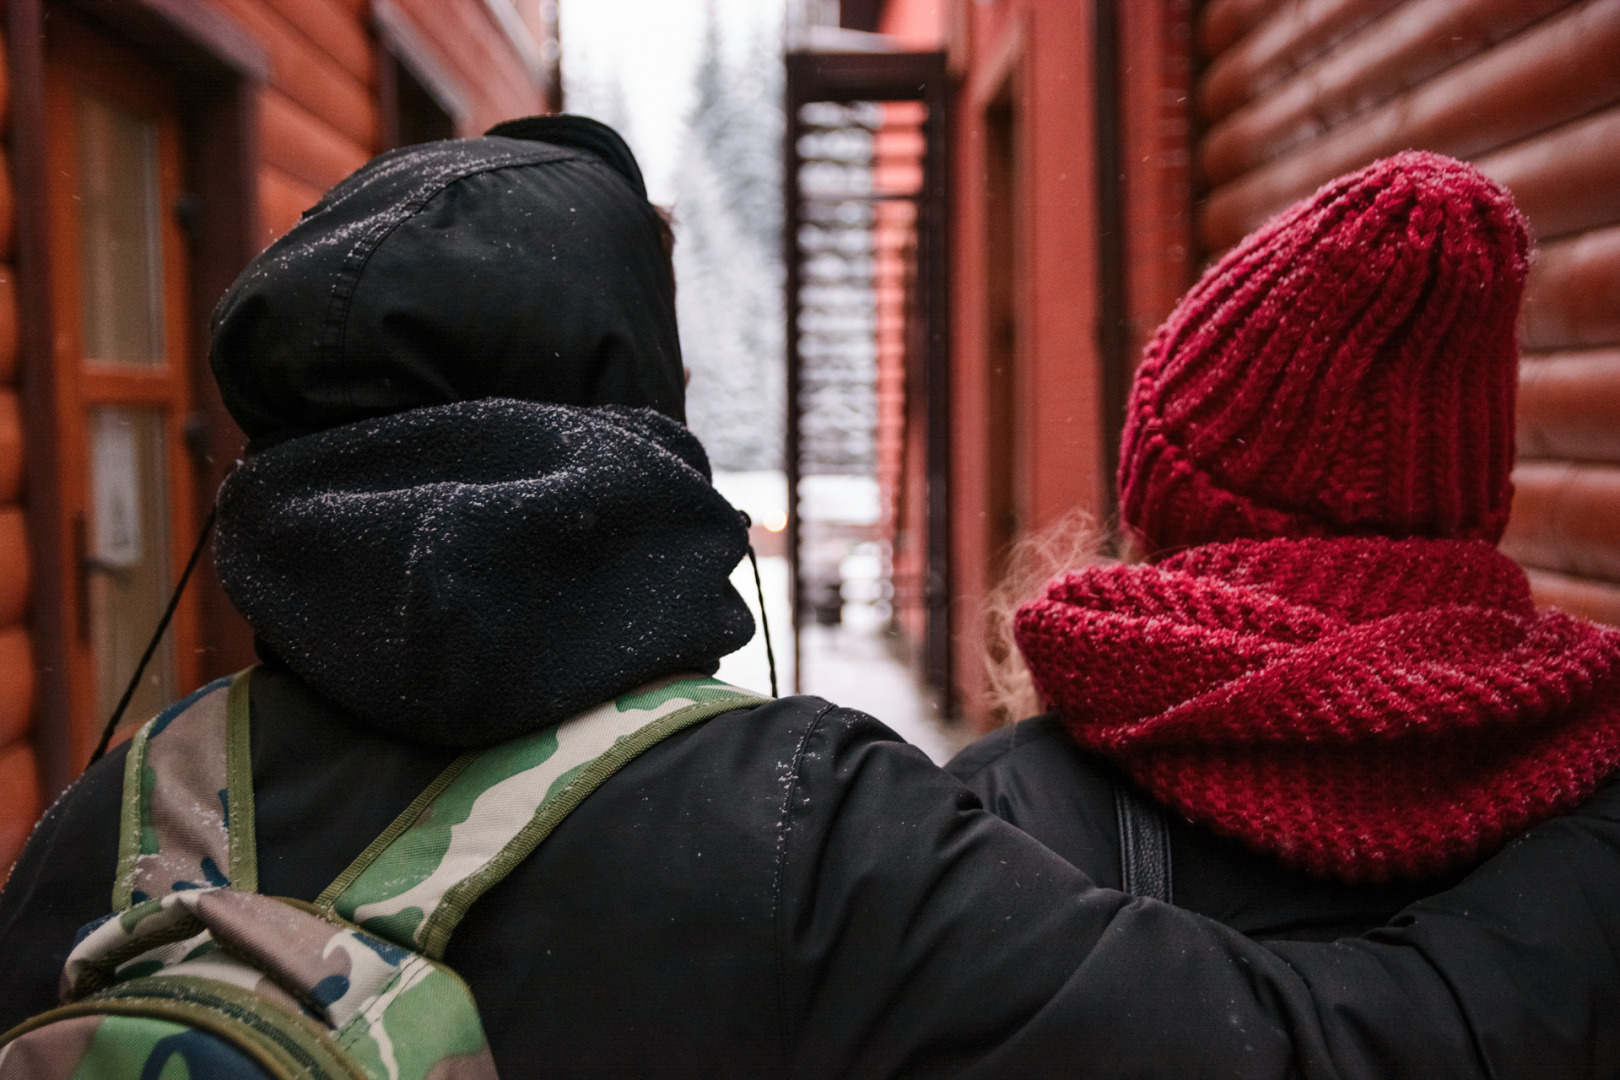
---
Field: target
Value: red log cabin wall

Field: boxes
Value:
[1,1,43,886]
[241,0,541,244]
[0,0,545,882]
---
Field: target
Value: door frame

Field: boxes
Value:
[44,13,201,765]
[10,0,266,793]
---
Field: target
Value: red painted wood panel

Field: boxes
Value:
[0,740,41,886]
[261,0,374,81]
[0,148,13,261]
[0,506,25,628]
[1528,566,1620,626]
[210,0,376,148]
[1503,461,1620,581]
[0,624,34,749]
[0,388,20,503]
[1519,349,1620,463]
[1520,223,1620,351]
[1200,0,1283,56]
[0,30,9,138]
[1199,0,1403,123]
[1201,0,1565,186]
[1199,0,1620,250]
[434,0,535,119]
[1480,106,1620,241]
[258,163,324,248]
[394,0,536,129]
[0,16,31,880]
[261,88,370,193]
[0,265,14,384]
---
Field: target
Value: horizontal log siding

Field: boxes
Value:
[192,0,541,244]
[1477,107,1620,242]
[1518,350,1620,462]
[0,270,14,383]
[1502,463,1620,581]
[1200,0,1286,55]
[1526,567,1620,625]
[1201,0,1566,186]
[257,162,324,249]
[260,88,369,192]
[260,0,374,79]
[1521,223,1620,350]
[1200,0,1620,248]
[1197,0,1620,623]
[0,391,19,502]
[0,15,37,884]
[1199,0,1403,122]
[0,148,12,259]
[393,0,535,133]
[214,0,375,147]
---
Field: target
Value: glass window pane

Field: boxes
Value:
[76,90,165,367]
[88,407,175,728]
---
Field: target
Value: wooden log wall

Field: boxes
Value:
[392,0,537,132]
[203,0,538,244]
[0,13,42,884]
[1194,0,1620,624]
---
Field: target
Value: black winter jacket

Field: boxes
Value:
[948,716,1479,940]
[6,664,1620,1080]
[7,400,1620,1078]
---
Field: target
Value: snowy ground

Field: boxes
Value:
[713,471,966,765]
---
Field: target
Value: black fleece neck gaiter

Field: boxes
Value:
[215,400,754,747]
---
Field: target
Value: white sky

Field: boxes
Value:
[558,0,783,205]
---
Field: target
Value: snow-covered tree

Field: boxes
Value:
[674,6,785,471]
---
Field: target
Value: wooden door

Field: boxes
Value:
[45,16,200,768]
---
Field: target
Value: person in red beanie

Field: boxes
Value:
[951,151,1620,938]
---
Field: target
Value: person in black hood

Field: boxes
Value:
[4,118,1620,1079]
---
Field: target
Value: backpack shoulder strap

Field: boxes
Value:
[318,674,768,959]
[113,669,259,910]
[1114,779,1173,903]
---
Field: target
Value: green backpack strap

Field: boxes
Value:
[317,674,768,958]
[113,669,259,909]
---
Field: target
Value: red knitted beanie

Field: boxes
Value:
[1119,151,1530,553]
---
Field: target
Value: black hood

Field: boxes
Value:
[214,400,754,746]
[210,127,683,448]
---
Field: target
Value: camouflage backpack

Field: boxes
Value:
[0,668,766,1080]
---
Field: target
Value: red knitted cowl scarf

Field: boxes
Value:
[1015,537,1620,883]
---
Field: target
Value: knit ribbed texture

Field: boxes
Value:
[1017,537,1620,883]
[1119,151,1529,553]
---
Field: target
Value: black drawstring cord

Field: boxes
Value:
[88,505,218,766]
[738,511,779,698]
[746,543,779,698]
